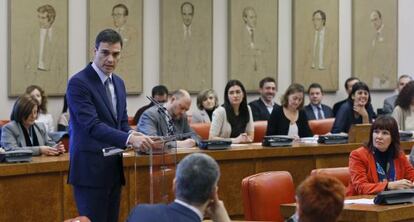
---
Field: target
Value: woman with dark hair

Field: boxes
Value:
[392,81,414,131]
[57,94,70,131]
[266,83,312,138]
[1,94,65,156]
[26,85,55,132]
[192,89,219,123]
[209,80,254,143]
[347,116,414,195]
[331,82,376,133]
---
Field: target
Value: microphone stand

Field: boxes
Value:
[145,96,178,203]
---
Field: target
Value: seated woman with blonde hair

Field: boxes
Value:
[209,80,254,143]
[192,89,219,123]
[1,94,65,156]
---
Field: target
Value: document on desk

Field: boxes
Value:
[344,198,374,205]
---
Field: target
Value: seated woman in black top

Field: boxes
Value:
[266,83,313,138]
[331,82,376,133]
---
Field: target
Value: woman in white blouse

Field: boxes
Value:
[209,80,254,143]
[392,81,414,131]
[26,85,55,132]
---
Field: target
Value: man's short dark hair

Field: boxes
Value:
[151,85,168,97]
[313,10,326,26]
[181,2,194,14]
[399,74,412,82]
[259,77,276,88]
[37,4,56,24]
[95,29,123,49]
[175,153,220,205]
[344,77,359,90]
[373,9,382,19]
[112,3,129,16]
[307,83,323,94]
[242,6,255,20]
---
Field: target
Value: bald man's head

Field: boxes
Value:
[167,89,191,120]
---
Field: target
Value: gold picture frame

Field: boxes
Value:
[228,0,278,93]
[88,0,143,94]
[9,0,68,96]
[292,0,339,92]
[160,0,213,93]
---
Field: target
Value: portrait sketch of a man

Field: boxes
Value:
[10,1,68,96]
[229,1,278,92]
[161,0,212,92]
[89,0,143,94]
[293,0,339,92]
[352,1,397,90]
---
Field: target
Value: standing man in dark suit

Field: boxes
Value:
[249,77,280,121]
[304,83,333,120]
[67,29,158,222]
[127,153,231,222]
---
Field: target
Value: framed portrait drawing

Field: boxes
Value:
[9,0,68,96]
[352,0,397,90]
[292,0,339,92]
[229,0,278,93]
[160,0,213,93]
[88,0,143,94]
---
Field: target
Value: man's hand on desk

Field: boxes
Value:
[128,134,164,153]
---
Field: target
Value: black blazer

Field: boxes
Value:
[333,99,347,117]
[266,106,313,137]
[127,202,201,222]
[249,99,280,121]
[304,104,334,120]
[331,100,376,133]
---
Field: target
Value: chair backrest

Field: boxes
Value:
[253,121,267,142]
[310,167,351,187]
[242,171,295,222]
[348,123,371,143]
[190,122,210,140]
[308,118,335,135]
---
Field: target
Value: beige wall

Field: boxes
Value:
[1,0,414,122]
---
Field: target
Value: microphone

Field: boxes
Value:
[146,96,176,136]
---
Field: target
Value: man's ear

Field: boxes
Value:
[209,185,218,200]
[172,177,177,194]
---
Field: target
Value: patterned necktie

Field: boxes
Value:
[317,106,323,120]
[105,78,117,116]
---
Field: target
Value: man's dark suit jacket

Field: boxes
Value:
[249,99,280,121]
[67,63,131,188]
[127,202,201,222]
[333,99,348,117]
[304,104,334,120]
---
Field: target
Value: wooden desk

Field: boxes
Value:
[280,196,414,222]
[1,142,413,221]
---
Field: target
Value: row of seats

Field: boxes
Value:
[242,167,350,222]
[189,118,335,142]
